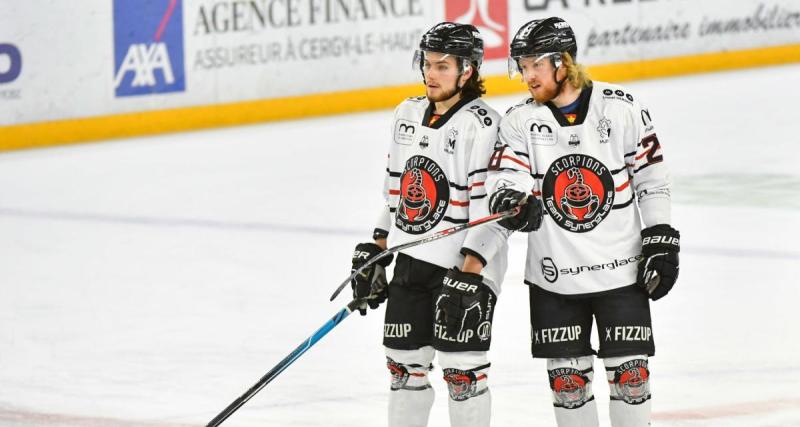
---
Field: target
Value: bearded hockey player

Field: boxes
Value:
[486,17,681,427]
[348,22,533,427]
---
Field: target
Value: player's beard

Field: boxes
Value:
[530,82,560,104]
[426,82,460,103]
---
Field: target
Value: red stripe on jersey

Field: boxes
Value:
[501,155,531,171]
[450,200,470,207]
[635,148,654,161]
[389,189,400,195]
[615,179,631,192]
[468,182,485,190]
[532,191,542,197]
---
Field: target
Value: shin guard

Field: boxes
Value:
[604,355,651,427]
[547,356,599,427]
[439,351,491,427]
[386,347,435,427]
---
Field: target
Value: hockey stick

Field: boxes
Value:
[206,298,364,427]
[329,206,520,302]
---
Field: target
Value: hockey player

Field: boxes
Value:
[349,22,536,427]
[486,18,681,426]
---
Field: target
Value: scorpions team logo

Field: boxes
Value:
[613,359,650,404]
[549,367,591,409]
[542,154,614,233]
[396,155,449,234]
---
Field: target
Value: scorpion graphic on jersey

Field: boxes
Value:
[400,168,432,222]
[560,167,600,221]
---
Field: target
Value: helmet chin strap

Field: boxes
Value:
[551,57,566,99]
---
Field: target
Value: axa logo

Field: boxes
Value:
[445,0,508,61]
[0,44,22,84]
[113,0,185,97]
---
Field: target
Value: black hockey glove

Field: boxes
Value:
[435,268,492,336]
[351,242,393,316]
[489,188,544,232]
[637,224,680,301]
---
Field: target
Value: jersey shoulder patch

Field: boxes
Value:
[505,97,534,115]
[594,81,638,108]
[396,96,429,117]
[461,99,499,129]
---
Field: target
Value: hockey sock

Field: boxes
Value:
[604,355,651,427]
[439,351,491,427]
[386,347,435,427]
[547,356,599,427]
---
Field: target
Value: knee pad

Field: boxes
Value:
[547,356,595,409]
[385,346,434,391]
[439,351,490,402]
[604,355,651,405]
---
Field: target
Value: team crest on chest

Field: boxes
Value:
[597,117,612,143]
[396,155,449,234]
[445,127,457,154]
[542,154,615,233]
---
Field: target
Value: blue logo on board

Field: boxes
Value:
[0,43,22,84]
[113,0,185,97]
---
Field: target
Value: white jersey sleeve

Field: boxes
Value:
[460,117,511,267]
[485,99,537,197]
[627,99,672,227]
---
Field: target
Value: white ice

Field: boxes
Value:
[1,64,799,427]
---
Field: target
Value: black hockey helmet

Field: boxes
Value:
[413,22,484,71]
[508,17,577,79]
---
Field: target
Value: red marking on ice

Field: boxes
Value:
[154,0,178,42]
[652,398,800,421]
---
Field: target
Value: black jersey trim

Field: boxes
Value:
[422,95,478,129]
[624,151,637,157]
[612,193,635,210]
[389,207,397,213]
[610,167,627,175]
[386,168,402,177]
[373,228,389,240]
[525,282,640,299]
[544,82,593,127]
[514,150,530,159]
[633,161,661,174]
[460,247,487,267]
[532,173,544,179]
[449,181,469,191]
[443,216,469,224]
[470,194,487,200]
[468,168,488,177]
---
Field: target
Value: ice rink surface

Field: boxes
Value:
[1,64,799,427]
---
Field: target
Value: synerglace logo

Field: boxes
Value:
[113,0,185,97]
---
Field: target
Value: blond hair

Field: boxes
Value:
[561,52,592,89]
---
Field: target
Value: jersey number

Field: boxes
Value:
[488,145,506,171]
[640,134,663,164]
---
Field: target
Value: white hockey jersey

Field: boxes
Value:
[374,95,509,293]
[486,81,672,296]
